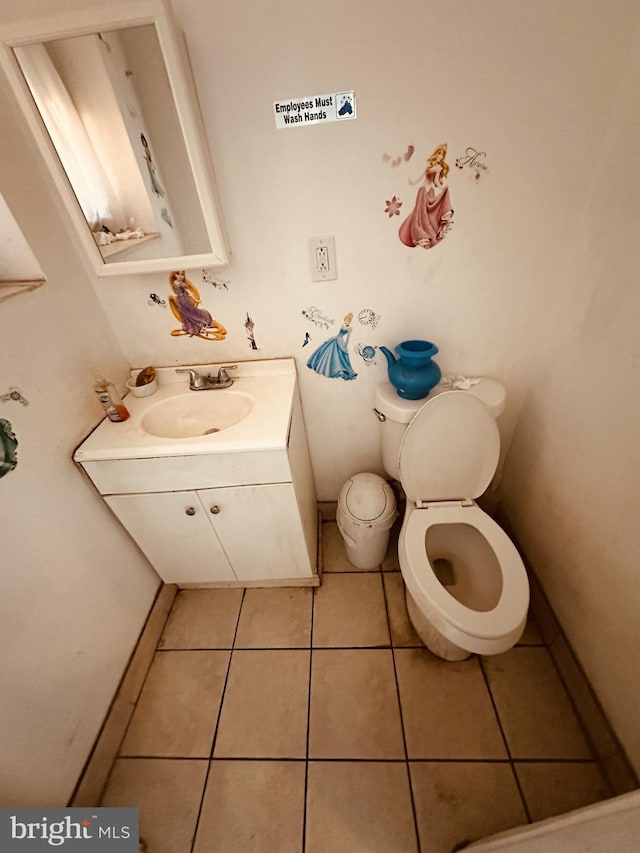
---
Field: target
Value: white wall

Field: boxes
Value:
[1,0,638,800]
[0,64,159,806]
[94,0,637,496]
[500,18,640,774]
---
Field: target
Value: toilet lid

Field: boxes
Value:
[399,391,500,502]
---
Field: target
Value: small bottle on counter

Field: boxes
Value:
[93,375,130,422]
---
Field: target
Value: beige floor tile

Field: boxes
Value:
[120,651,229,757]
[101,758,207,852]
[410,761,527,852]
[517,612,544,645]
[235,587,312,648]
[309,649,405,759]
[395,649,507,759]
[194,760,305,852]
[515,761,612,821]
[313,573,390,647]
[306,761,418,853]
[214,650,309,757]
[159,589,243,649]
[482,648,593,758]
[383,572,421,646]
[322,521,370,571]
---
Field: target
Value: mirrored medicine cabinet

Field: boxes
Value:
[0,0,229,277]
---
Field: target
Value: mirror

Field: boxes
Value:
[0,0,229,277]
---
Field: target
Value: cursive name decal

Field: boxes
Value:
[455,147,489,181]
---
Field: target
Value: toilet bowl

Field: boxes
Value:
[375,380,529,660]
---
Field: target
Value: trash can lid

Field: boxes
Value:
[338,473,396,523]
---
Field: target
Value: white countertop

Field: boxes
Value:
[74,358,297,462]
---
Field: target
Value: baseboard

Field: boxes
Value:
[318,500,337,521]
[178,576,320,588]
[69,584,177,807]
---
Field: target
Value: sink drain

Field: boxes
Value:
[203,427,220,435]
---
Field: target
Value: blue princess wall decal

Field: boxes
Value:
[306,313,357,380]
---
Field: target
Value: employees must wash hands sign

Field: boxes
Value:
[273,91,356,129]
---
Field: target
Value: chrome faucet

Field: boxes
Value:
[176,365,237,390]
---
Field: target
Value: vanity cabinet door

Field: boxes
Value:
[198,483,314,581]
[105,491,235,584]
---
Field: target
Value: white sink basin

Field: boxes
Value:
[141,391,255,439]
[73,360,298,462]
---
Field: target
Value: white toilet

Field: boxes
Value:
[375,380,529,661]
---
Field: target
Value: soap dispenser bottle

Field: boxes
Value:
[93,375,130,422]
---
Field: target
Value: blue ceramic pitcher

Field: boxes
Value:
[379,340,441,400]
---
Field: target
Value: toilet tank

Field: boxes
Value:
[374,379,506,481]
[374,384,423,480]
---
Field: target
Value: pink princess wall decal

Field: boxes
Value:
[398,144,454,249]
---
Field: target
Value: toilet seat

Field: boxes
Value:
[395,388,529,655]
[401,503,529,654]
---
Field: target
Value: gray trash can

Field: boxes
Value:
[337,473,397,569]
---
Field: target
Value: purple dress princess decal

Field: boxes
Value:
[168,270,227,341]
[306,313,357,380]
[399,144,454,249]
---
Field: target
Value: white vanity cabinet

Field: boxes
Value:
[74,360,319,587]
[105,482,314,585]
[104,490,235,584]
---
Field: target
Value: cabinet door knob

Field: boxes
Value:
[209,505,221,514]
[185,506,196,516]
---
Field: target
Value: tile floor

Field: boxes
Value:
[100,521,612,852]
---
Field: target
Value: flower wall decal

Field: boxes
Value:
[384,196,403,217]
[382,145,415,166]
